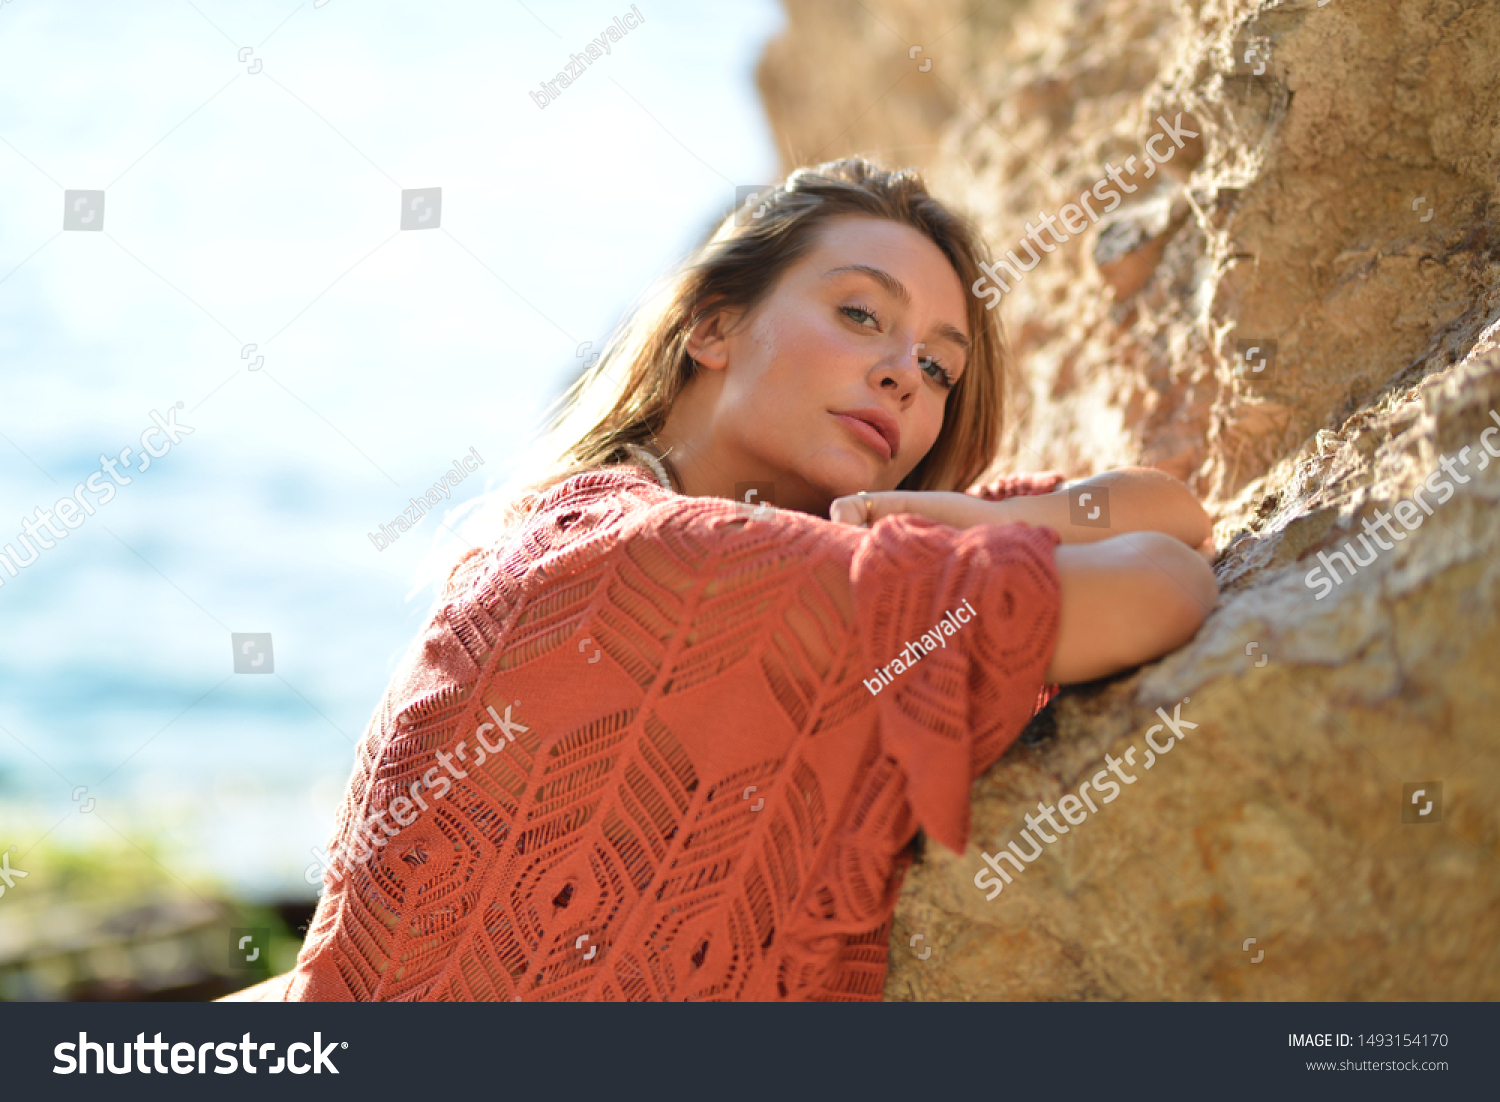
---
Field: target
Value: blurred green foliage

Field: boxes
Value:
[0,830,306,1001]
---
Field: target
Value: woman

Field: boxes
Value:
[228,157,1216,1002]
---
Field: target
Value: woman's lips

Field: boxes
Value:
[833,412,893,460]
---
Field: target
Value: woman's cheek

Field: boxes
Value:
[913,407,944,458]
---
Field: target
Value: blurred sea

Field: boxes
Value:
[0,0,784,898]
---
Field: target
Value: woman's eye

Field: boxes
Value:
[842,303,955,389]
[921,358,955,389]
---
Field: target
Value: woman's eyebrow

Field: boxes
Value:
[822,264,971,352]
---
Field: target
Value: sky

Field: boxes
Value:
[0,0,786,898]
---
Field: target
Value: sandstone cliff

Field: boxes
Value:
[758,0,1500,999]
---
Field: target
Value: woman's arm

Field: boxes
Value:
[1007,467,1211,548]
[833,467,1212,549]
[831,473,1220,684]
[1045,531,1217,683]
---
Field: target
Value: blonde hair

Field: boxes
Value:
[426,156,1016,587]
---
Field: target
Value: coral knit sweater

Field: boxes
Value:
[269,465,1065,1002]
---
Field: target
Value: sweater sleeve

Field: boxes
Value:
[966,470,1068,502]
[964,470,1068,715]
[589,474,1063,859]
[847,514,1061,856]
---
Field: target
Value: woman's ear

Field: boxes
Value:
[684,299,739,371]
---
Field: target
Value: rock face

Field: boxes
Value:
[757,0,1500,999]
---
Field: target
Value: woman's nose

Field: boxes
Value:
[876,342,923,393]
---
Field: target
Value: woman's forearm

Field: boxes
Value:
[829,469,1212,548]
[992,467,1210,547]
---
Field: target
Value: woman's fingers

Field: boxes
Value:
[829,491,921,528]
[829,495,868,526]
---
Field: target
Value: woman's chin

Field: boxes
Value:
[797,447,889,499]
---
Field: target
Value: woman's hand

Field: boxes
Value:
[828,489,1010,530]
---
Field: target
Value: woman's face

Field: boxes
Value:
[673,213,972,515]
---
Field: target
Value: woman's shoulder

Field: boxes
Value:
[527,466,827,543]
[449,465,698,590]
[459,465,868,598]
[488,464,674,543]
[532,465,668,520]
[429,466,661,596]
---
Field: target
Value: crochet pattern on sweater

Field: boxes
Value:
[283,466,1064,1002]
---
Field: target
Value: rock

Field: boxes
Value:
[1092,192,1194,300]
[757,0,1500,999]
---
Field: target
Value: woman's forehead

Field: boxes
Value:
[794,217,971,347]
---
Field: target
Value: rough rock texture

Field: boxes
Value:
[757,0,1500,999]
